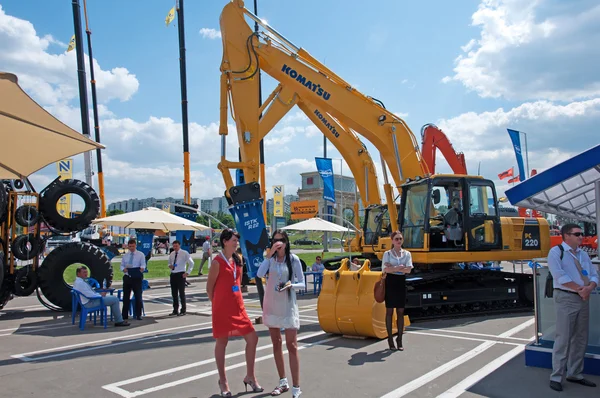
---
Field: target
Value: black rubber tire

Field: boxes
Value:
[0,185,7,223]
[14,265,37,297]
[15,205,40,227]
[11,234,43,261]
[37,242,113,310]
[12,179,24,190]
[39,179,100,233]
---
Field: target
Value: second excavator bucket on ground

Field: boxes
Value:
[317,259,409,339]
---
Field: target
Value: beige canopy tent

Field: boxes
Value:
[93,207,210,231]
[0,72,103,179]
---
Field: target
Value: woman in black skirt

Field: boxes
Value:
[382,230,413,351]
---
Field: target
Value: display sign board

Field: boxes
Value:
[56,158,73,218]
[291,200,319,220]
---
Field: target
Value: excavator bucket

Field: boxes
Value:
[317,259,410,339]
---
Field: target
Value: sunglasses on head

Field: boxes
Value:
[568,232,584,237]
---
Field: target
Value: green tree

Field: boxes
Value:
[196,214,209,226]
[106,209,125,216]
[216,211,235,228]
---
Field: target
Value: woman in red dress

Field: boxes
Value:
[207,229,263,397]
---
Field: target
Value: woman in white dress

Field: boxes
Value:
[257,230,305,397]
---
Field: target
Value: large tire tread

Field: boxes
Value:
[37,242,113,310]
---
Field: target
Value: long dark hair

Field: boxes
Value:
[271,229,293,283]
[220,229,242,267]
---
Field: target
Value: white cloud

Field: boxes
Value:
[283,111,308,124]
[42,34,67,48]
[443,0,600,101]
[393,111,409,119]
[305,125,320,138]
[199,28,222,39]
[266,159,315,198]
[0,5,139,106]
[435,97,600,197]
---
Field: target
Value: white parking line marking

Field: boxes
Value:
[436,345,524,398]
[381,341,497,398]
[407,326,532,342]
[380,317,533,398]
[102,332,334,398]
[498,318,534,338]
[12,321,214,361]
[407,331,523,346]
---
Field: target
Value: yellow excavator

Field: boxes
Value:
[217,0,550,337]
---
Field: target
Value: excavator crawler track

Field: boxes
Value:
[404,269,533,321]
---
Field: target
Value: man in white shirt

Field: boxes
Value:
[120,239,146,321]
[548,224,598,392]
[168,240,195,316]
[197,236,212,276]
[73,266,129,327]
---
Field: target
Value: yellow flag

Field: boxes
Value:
[67,35,76,52]
[165,6,176,26]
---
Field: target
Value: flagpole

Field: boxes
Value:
[522,131,530,178]
[252,0,266,310]
[176,0,191,205]
[82,0,106,218]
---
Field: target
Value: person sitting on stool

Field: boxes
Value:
[169,240,195,316]
[120,239,146,321]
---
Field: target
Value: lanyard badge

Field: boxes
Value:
[221,253,239,292]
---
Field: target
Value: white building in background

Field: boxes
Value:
[297,171,362,224]
[108,197,199,214]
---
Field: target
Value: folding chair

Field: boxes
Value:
[71,289,108,331]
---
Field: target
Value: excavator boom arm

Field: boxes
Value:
[421,124,467,175]
[219,0,429,205]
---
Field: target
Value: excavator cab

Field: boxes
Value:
[400,176,502,252]
[362,204,399,246]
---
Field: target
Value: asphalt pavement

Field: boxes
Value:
[0,279,598,398]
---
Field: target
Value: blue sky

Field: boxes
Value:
[1,0,599,205]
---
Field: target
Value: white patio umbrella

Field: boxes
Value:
[0,72,104,179]
[281,217,355,232]
[92,207,210,231]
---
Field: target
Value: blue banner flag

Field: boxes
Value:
[229,199,269,278]
[507,129,526,181]
[315,157,335,203]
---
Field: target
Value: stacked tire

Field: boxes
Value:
[0,178,109,310]
[39,179,100,232]
[38,242,113,310]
